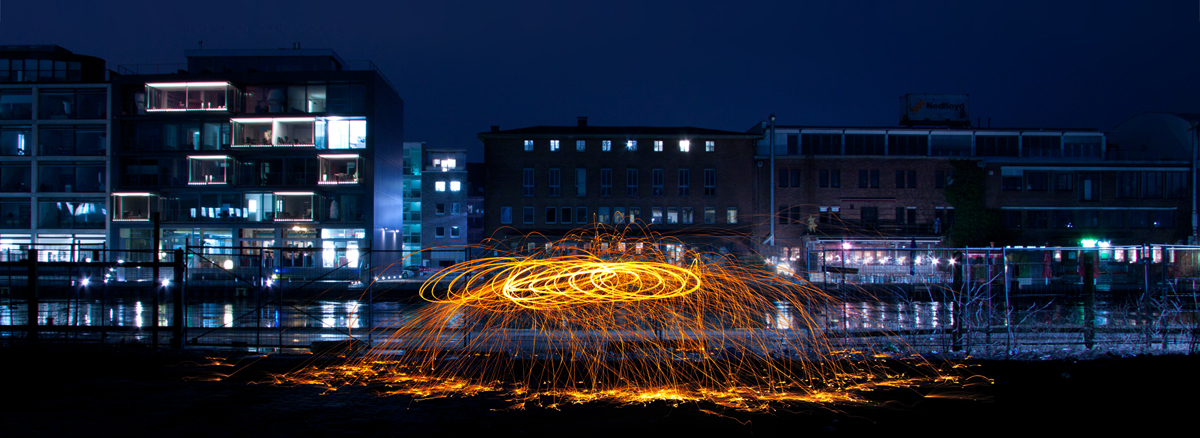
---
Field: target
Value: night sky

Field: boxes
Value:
[3,0,1197,162]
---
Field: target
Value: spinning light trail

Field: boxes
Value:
[281,227,964,410]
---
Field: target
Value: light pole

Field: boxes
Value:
[769,114,776,250]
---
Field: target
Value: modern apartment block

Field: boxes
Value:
[480,117,759,255]
[401,141,423,262]
[0,45,109,261]
[750,121,1190,261]
[110,49,404,277]
[421,148,468,267]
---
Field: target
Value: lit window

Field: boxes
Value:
[726,207,738,224]
[524,140,533,151]
[576,140,585,151]
[602,140,612,151]
[654,140,663,152]
[679,140,690,152]
[551,140,560,151]
[435,181,446,192]
[501,207,512,224]
[450,181,461,192]
[705,140,714,152]
[626,140,637,151]
[439,158,456,171]
[450,226,460,238]
[452,203,461,214]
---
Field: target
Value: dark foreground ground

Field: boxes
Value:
[1,345,1196,437]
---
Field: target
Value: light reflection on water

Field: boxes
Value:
[0,297,1153,333]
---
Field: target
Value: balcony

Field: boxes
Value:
[112,193,152,221]
[145,82,240,112]
[318,154,360,185]
[231,117,316,147]
[274,192,314,222]
[187,156,230,185]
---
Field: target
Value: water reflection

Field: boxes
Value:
[0,297,1177,347]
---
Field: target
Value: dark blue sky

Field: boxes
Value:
[3,0,1197,162]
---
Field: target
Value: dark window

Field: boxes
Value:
[890,134,927,156]
[1101,210,1124,228]
[1003,175,1022,189]
[819,170,829,188]
[1003,210,1022,228]
[935,170,953,189]
[830,170,840,188]
[522,168,534,197]
[790,169,800,187]
[845,134,885,155]
[1167,171,1188,198]
[861,207,878,226]
[870,170,879,188]
[1080,173,1100,201]
[678,169,690,196]
[545,207,557,224]
[1022,136,1062,158]
[561,207,572,224]
[600,169,612,197]
[1142,171,1162,198]
[859,170,869,188]
[652,169,664,196]
[1053,172,1074,191]
[786,134,799,155]
[1027,211,1048,228]
[1129,210,1149,228]
[976,135,1020,157]
[1052,210,1073,228]
[1026,172,1048,191]
[1116,172,1138,198]
[704,169,716,196]
[778,169,788,187]
[801,133,840,155]
[895,170,905,188]
[626,169,638,197]
[1080,210,1099,228]
[778,204,789,224]
[1153,210,1174,228]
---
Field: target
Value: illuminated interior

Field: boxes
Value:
[145,82,240,112]
[323,117,366,149]
[112,193,151,221]
[187,156,230,185]
[231,117,316,147]
[274,192,315,221]
[318,154,360,185]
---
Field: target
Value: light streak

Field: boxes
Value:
[276,227,973,410]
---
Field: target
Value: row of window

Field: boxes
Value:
[1001,209,1175,229]
[804,169,955,189]
[107,192,363,223]
[766,132,1102,158]
[527,139,716,153]
[777,205,954,226]
[523,168,718,197]
[0,89,107,120]
[432,180,461,192]
[0,162,105,193]
[1001,171,1187,200]
[499,206,739,226]
[0,59,86,83]
[433,226,461,239]
[118,156,361,188]
[0,125,107,157]
[121,118,366,152]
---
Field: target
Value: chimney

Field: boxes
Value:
[577,117,588,127]
[490,125,499,132]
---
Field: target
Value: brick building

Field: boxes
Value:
[479,117,760,255]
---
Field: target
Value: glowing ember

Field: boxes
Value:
[279,228,965,409]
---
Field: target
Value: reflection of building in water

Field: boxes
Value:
[110,48,406,278]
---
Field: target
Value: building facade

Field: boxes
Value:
[750,121,1190,269]
[480,117,760,255]
[110,49,404,278]
[0,46,110,261]
[421,148,468,267]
